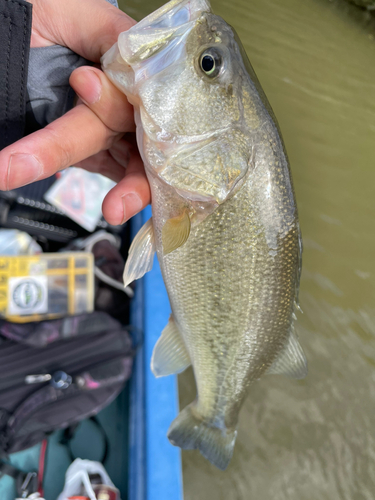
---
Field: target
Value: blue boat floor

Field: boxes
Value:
[0,386,129,500]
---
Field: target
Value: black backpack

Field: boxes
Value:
[0,311,133,456]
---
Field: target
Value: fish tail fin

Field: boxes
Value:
[167,404,237,470]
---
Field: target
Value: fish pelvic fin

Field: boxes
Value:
[123,217,155,288]
[167,403,237,470]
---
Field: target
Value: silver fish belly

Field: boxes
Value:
[102,0,307,470]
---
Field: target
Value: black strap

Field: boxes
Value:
[0,0,32,150]
[0,461,20,479]
[0,461,38,497]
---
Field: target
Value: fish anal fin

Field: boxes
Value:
[162,211,191,255]
[267,330,307,379]
[151,316,191,377]
[123,218,155,288]
[168,403,237,470]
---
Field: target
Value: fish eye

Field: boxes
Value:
[199,48,223,78]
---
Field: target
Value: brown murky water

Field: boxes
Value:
[121,0,375,497]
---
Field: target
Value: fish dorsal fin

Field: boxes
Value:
[151,316,191,377]
[123,218,156,288]
[266,330,307,379]
[162,211,191,255]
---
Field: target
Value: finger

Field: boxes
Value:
[0,104,121,191]
[76,137,133,182]
[102,150,150,226]
[31,0,136,59]
[70,66,135,133]
[75,150,125,183]
[108,134,135,168]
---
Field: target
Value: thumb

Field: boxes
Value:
[29,0,136,60]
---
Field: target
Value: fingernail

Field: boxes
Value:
[76,70,102,104]
[122,193,143,223]
[7,154,43,190]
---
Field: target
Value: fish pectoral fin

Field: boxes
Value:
[266,330,307,379]
[161,210,191,255]
[123,217,156,288]
[151,316,191,377]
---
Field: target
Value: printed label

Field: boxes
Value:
[8,276,48,315]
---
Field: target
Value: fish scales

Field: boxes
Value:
[152,128,300,428]
[102,0,307,470]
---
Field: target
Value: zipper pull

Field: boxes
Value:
[25,374,52,384]
[25,371,72,390]
[50,371,72,390]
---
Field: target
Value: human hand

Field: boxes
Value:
[0,0,150,225]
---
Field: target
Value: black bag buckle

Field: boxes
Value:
[0,461,38,497]
[17,471,38,498]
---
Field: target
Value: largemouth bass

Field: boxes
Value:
[102,0,307,470]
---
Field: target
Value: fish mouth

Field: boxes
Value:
[101,0,212,100]
[128,0,211,34]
